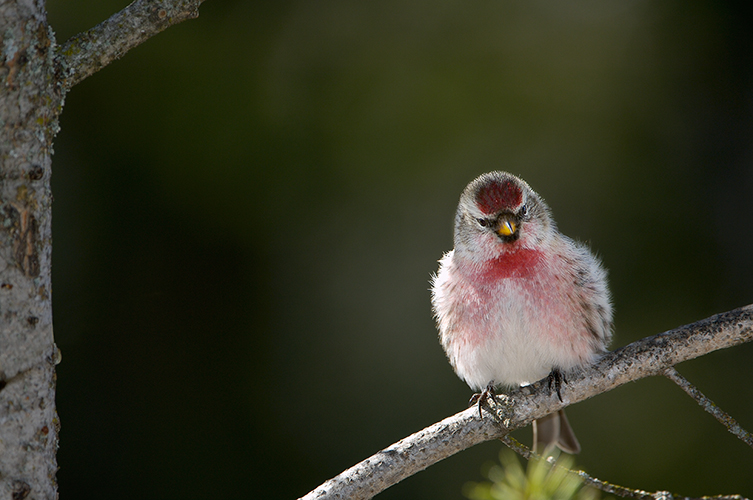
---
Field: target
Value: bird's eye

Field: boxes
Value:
[518,205,528,217]
[476,218,490,227]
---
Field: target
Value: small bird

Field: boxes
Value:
[431,171,612,454]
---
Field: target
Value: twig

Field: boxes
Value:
[501,435,652,499]
[663,367,753,449]
[501,436,749,500]
[56,0,207,89]
[298,305,753,500]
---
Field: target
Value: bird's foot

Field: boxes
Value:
[547,369,567,402]
[469,382,497,418]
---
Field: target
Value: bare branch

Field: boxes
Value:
[56,0,207,89]
[299,304,753,500]
[663,367,753,449]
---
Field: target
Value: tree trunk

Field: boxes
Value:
[0,0,62,498]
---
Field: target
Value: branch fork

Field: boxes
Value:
[56,0,207,89]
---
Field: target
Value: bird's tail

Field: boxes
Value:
[532,409,581,454]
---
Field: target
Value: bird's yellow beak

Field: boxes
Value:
[497,220,516,237]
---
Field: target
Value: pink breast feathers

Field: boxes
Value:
[478,248,544,282]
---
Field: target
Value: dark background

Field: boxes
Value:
[45,0,753,498]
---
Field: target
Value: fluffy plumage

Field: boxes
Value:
[431,171,612,453]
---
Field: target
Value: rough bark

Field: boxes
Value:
[1,0,206,497]
[0,0,62,498]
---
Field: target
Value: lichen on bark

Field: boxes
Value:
[1,1,62,498]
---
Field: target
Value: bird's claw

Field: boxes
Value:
[548,369,567,402]
[469,383,496,418]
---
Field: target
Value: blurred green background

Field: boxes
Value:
[45,0,753,498]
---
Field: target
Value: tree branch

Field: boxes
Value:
[500,435,661,500]
[56,0,207,89]
[501,435,748,500]
[299,304,753,500]
[663,367,753,449]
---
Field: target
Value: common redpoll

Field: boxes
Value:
[431,171,612,453]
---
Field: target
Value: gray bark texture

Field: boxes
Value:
[0,0,205,497]
[1,0,61,498]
